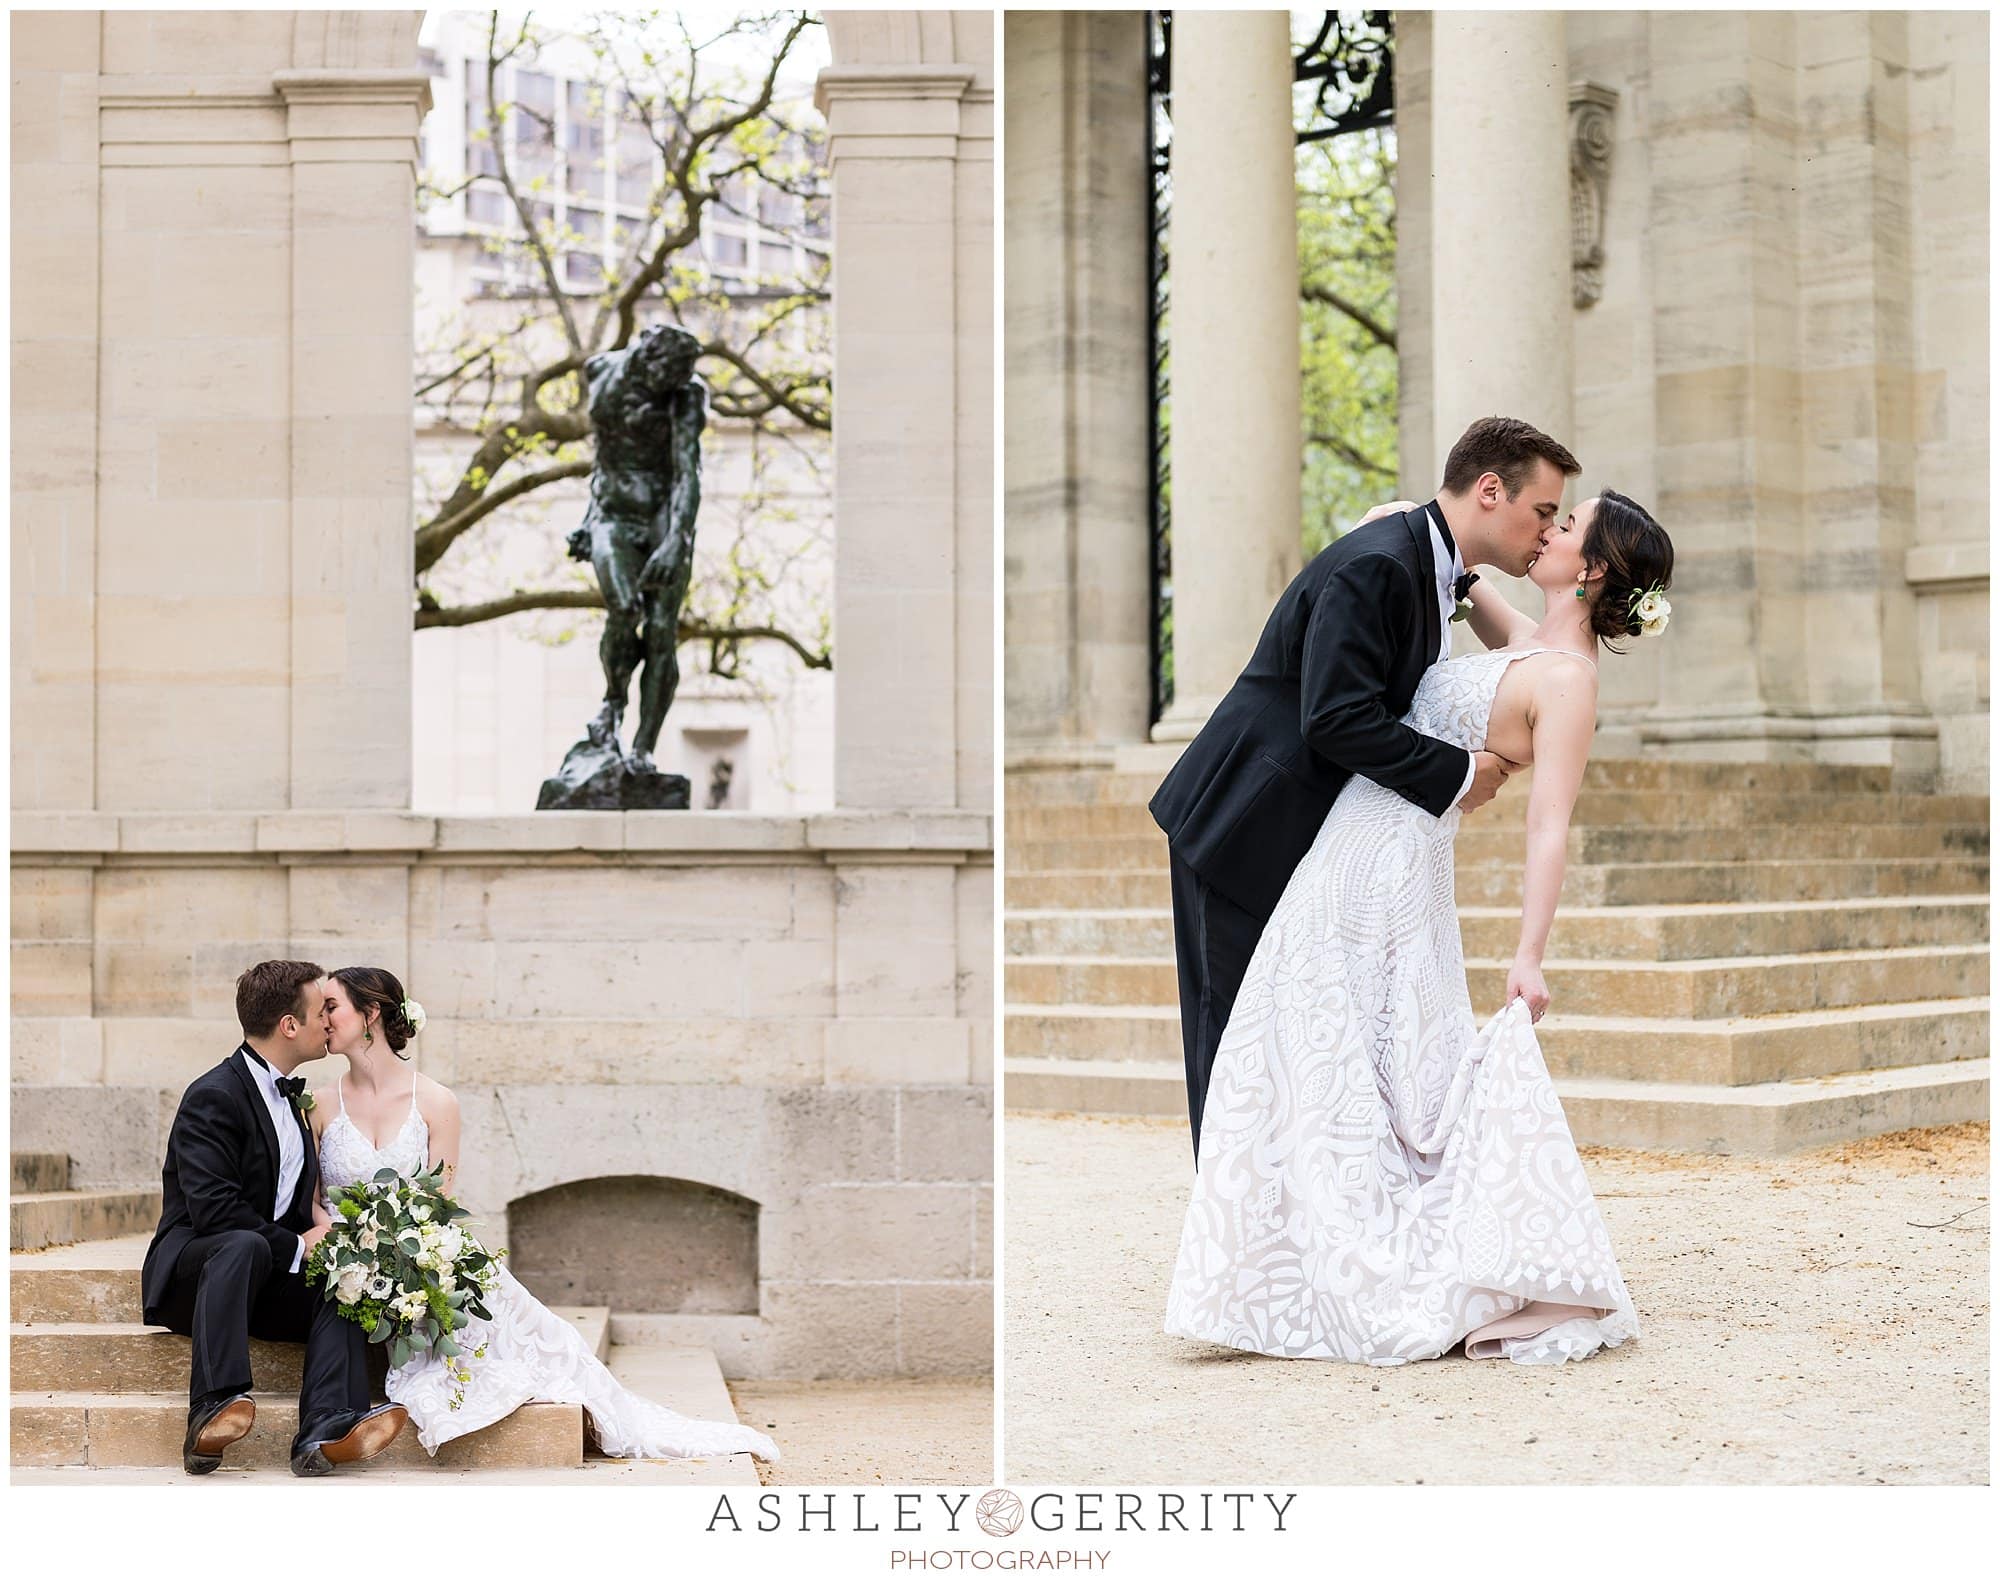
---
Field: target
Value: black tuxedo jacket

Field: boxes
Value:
[1149,505,1472,920]
[141,1047,319,1325]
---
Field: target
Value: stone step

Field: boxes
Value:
[1002,1054,1991,1156]
[1004,758,1907,803]
[1008,822,1987,873]
[12,1189,161,1253]
[1005,858,1991,910]
[1004,791,1988,841]
[9,1391,583,1471]
[12,1153,68,1193]
[1454,823,1988,866]
[1006,897,1990,962]
[1456,857,1993,907]
[1006,944,1989,1019]
[10,1306,614,1395]
[1003,998,1989,1085]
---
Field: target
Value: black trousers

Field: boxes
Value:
[1168,852,1263,1165]
[155,1229,371,1440]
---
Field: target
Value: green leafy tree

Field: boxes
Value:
[1296,122,1397,557]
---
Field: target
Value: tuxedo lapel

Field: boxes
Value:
[1403,507,1441,664]
[226,1047,282,1216]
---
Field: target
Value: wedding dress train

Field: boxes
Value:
[1164,645,1639,1366]
[317,1079,779,1459]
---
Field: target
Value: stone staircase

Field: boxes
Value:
[1004,757,1991,1153]
[11,1152,160,1253]
[9,1235,757,1478]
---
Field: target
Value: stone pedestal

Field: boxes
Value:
[1151,10,1301,743]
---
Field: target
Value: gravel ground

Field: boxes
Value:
[1003,1114,1989,1485]
[732,1379,993,1485]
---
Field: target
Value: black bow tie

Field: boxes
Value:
[1453,571,1479,603]
[275,1075,306,1101]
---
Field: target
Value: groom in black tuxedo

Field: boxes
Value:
[142,958,406,1474]
[1151,417,1581,1160]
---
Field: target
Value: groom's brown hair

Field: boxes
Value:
[236,959,325,1039]
[1441,416,1580,498]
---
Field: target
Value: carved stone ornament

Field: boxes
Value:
[1569,82,1619,308]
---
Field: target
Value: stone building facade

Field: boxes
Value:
[1005,9,1989,792]
[11,8,994,1379]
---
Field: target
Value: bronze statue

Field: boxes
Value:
[538,324,707,810]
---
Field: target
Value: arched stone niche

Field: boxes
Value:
[505,1175,760,1314]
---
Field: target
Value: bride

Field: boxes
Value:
[1164,490,1673,1366]
[307,965,779,1461]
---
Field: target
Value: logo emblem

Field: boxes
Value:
[976,1489,1024,1537]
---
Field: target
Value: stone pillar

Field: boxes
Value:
[1151,10,1301,743]
[10,11,101,810]
[277,70,430,809]
[1003,10,1153,758]
[818,15,992,809]
[1636,11,1937,776]
[1399,10,1573,485]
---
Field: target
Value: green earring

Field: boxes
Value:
[1575,580,1587,599]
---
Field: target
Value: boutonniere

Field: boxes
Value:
[292,1089,316,1116]
[1450,570,1479,624]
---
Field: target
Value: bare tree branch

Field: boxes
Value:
[1306,430,1396,479]
[415,585,832,670]
[1301,282,1397,351]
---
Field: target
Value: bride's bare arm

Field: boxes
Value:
[1461,578,1538,651]
[418,1078,462,1195]
[1508,659,1598,1018]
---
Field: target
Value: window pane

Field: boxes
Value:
[617,112,656,209]
[465,59,500,177]
[516,69,557,184]
[566,79,606,196]
[709,227,748,268]
[467,186,511,228]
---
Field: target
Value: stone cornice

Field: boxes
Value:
[1905,540,1989,592]
[814,64,977,110]
[272,69,435,112]
[11,809,994,863]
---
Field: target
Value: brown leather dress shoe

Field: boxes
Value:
[184,1392,256,1475]
[290,1402,407,1476]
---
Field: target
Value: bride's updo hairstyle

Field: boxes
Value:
[1581,489,1674,652]
[331,965,416,1058]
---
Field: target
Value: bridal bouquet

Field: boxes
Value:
[305,1161,504,1398]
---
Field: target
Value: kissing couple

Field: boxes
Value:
[1156,415,1674,1366]
[145,959,779,1474]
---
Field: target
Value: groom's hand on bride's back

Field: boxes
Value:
[299,1222,331,1260]
[1460,750,1520,814]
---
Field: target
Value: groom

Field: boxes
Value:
[1150,416,1581,1159]
[141,958,406,1475]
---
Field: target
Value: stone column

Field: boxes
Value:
[1151,10,1300,743]
[1400,10,1573,483]
[816,48,982,808]
[1003,10,1153,757]
[278,70,430,809]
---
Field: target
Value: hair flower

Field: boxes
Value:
[1628,584,1671,637]
[401,998,427,1035]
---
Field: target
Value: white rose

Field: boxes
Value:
[357,1226,378,1251]
[437,1270,457,1293]
[1634,589,1665,621]
[332,1262,370,1306]
[436,1224,465,1263]
[402,999,427,1035]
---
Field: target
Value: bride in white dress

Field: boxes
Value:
[1165,491,1673,1367]
[307,966,779,1461]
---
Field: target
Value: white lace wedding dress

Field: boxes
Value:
[318,1079,779,1459]
[1164,645,1639,1366]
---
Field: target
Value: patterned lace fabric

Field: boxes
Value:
[318,1084,778,1460]
[1164,646,1639,1366]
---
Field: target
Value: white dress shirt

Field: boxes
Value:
[239,1047,307,1273]
[1426,506,1481,809]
